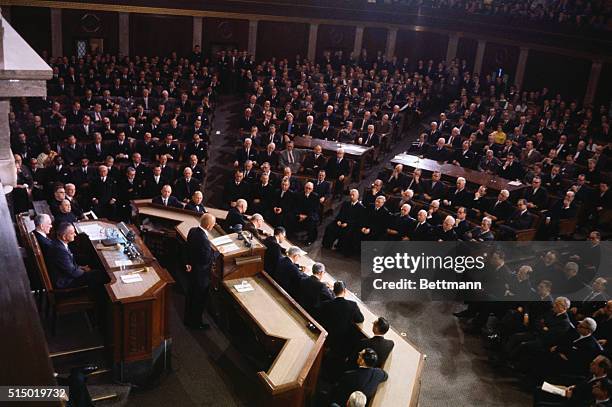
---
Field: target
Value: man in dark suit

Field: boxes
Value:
[523,177,549,210]
[223,170,251,208]
[452,140,475,168]
[174,167,201,203]
[498,153,524,180]
[152,184,183,208]
[184,191,207,213]
[319,281,364,358]
[498,199,534,240]
[184,214,217,329]
[183,133,208,163]
[302,145,327,176]
[424,171,446,202]
[291,182,320,245]
[62,135,84,166]
[325,149,352,195]
[33,214,54,254]
[332,348,388,405]
[426,138,450,162]
[135,132,158,162]
[270,177,295,227]
[483,189,514,223]
[322,189,365,254]
[144,165,168,198]
[47,223,108,290]
[234,138,258,168]
[109,132,132,161]
[273,247,306,298]
[225,199,248,232]
[263,226,287,275]
[297,262,334,320]
[258,143,280,169]
[411,209,433,241]
[359,196,390,242]
[157,134,180,161]
[354,317,395,368]
[89,165,117,219]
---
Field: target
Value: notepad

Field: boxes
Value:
[212,235,233,246]
[541,381,567,396]
[234,281,254,293]
[121,274,143,284]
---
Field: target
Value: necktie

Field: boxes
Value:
[163,198,168,206]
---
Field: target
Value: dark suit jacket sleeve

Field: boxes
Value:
[352,301,365,323]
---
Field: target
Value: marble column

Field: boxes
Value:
[353,26,364,57]
[51,8,62,58]
[473,39,486,75]
[445,33,459,63]
[118,12,129,57]
[193,16,202,49]
[514,47,529,90]
[584,60,603,106]
[385,28,397,60]
[248,20,258,58]
[307,23,318,62]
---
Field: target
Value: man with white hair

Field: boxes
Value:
[234,138,257,168]
[436,215,457,241]
[411,209,432,241]
[33,213,53,253]
[483,189,513,223]
[273,246,305,298]
[443,177,469,208]
[90,165,117,219]
[226,198,248,231]
[297,262,333,319]
[293,182,320,245]
[387,203,415,240]
[323,189,365,253]
[545,317,602,377]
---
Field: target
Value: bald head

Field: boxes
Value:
[200,213,216,229]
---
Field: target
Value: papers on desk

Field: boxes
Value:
[541,382,567,396]
[115,259,133,267]
[211,235,233,246]
[234,280,254,293]
[76,224,106,240]
[508,180,523,186]
[120,273,143,284]
[217,243,240,254]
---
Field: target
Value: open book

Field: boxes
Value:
[541,381,567,397]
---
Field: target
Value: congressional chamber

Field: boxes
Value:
[0,0,610,406]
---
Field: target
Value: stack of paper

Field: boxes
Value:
[211,235,233,246]
[218,243,240,254]
[541,382,567,396]
[121,273,143,284]
[234,281,254,293]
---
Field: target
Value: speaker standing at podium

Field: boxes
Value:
[184,213,217,330]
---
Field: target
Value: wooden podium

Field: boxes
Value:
[223,272,326,407]
[75,220,174,384]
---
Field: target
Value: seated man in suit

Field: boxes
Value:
[498,152,524,181]
[174,167,202,203]
[47,222,109,290]
[326,149,352,195]
[320,281,365,359]
[409,133,430,156]
[263,226,287,274]
[451,140,476,168]
[411,209,433,241]
[331,348,388,406]
[53,199,78,228]
[383,164,409,194]
[257,142,280,170]
[478,149,501,174]
[33,213,54,254]
[523,176,549,211]
[312,170,332,206]
[184,191,207,213]
[152,184,184,208]
[423,171,446,202]
[90,165,117,219]
[466,217,495,241]
[297,262,334,321]
[322,189,365,253]
[301,144,327,176]
[243,213,268,241]
[482,189,514,223]
[497,199,534,240]
[291,182,320,245]
[273,246,306,298]
[435,215,458,241]
[226,198,248,232]
[279,141,304,174]
[359,196,390,242]
[443,177,469,209]
[353,317,395,368]
[426,138,450,162]
[234,138,258,168]
[223,170,250,208]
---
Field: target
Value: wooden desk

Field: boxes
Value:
[391,153,527,194]
[260,222,425,407]
[133,199,226,240]
[133,200,265,286]
[293,136,373,180]
[223,273,326,407]
[75,220,174,383]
